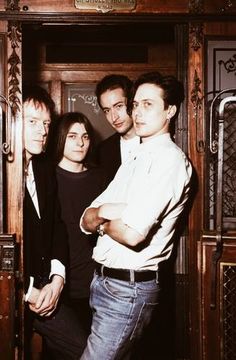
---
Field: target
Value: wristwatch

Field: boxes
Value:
[97,223,105,237]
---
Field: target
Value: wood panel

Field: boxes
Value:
[201,237,236,360]
[1,0,189,13]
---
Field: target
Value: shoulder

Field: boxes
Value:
[32,154,56,180]
[98,133,120,150]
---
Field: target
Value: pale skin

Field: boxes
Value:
[82,83,177,247]
[24,100,64,317]
[100,87,136,140]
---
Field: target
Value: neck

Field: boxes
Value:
[121,127,136,140]
[58,158,86,173]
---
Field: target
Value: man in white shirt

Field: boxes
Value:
[95,74,140,186]
[23,85,87,359]
[80,72,192,359]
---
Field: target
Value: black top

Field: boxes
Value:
[23,155,68,290]
[56,166,105,299]
[95,133,121,187]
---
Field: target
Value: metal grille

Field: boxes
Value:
[221,264,236,360]
[206,93,236,230]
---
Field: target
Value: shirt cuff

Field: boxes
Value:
[49,259,66,283]
[24,276,34,302]
[80,207,93,235]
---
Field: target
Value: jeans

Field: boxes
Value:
[80,272,160,360]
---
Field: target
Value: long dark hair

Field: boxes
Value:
[55,112,95,168]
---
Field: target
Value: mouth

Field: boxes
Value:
[113,122,124,128]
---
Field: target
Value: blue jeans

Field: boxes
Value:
[80,272,160,360]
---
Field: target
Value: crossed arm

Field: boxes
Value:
[81,203,144,247]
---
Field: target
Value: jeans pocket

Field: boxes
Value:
[103,277,136,302]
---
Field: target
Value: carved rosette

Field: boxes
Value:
[7,21,22,116]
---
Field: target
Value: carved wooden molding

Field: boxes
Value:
[7,21,21,116]
[190,22,203,51]
[5,0,20,11]
[189,0,204,14]
[191,70,204,152]
[191,70,202,112]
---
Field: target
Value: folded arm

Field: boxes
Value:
[81,202,144,247]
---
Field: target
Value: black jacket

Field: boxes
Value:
[96,133,121,187]
[23,155,68,290]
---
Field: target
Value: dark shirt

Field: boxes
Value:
[95,133,121,187]
[56,166,105,298]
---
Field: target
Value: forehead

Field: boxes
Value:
[68,122,87,133]
[134,83,164,101]
[100,87,125,106]
[23,100,51,120]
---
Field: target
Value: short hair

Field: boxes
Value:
[130,71,185,112]
[54,112,95,168]
[95,74,133,108]
[23,84,56,119]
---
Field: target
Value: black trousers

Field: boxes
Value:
[33,301,88,360]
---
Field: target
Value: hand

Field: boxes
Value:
[98,203,127,220]
[29,275,64,317]
[27,287,41,306]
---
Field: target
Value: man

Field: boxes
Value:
[23,85,86,359]
[95,74,140,185]
[80,72,192,359]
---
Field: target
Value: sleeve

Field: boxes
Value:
[121,152,192,237]
[52,186,69,268]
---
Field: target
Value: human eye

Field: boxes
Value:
[83,134,90,141]
[67,133,76,140]
[103,108,109,115]
[143,100,152,108]
[28,118,36,125]
[132,102,138,109]
[116,103,125,110]
[43,120,51,128]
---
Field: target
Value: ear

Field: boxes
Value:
[167,105,177,119]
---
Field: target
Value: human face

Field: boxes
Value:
[24,100,51,161]
[62,122,90,170]
[132,83,176,143]
[100,87,134,138]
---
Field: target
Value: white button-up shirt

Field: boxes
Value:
[82,133,192,271]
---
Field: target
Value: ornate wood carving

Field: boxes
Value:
[7,21,21,116]
[189,0,203,14]
[5,0,20,11]
[191,69,204,152]
[191,69,202,110]
[220,0,235,12]
[219,54,236,75]
[190,23,203,51]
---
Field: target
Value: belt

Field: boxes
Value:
[95,263,157,282]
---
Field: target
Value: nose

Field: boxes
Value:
[110,108,119,123]
[37,122,47,136]
[132,105,141,119]
[77,137,84,147]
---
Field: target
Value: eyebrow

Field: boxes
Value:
[102,101,125,110]
[68,131,88,136]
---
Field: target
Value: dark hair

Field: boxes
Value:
[129,71,185,113]
[95,74,133,108]
[54,112,95,168]
[23,84,56,119]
